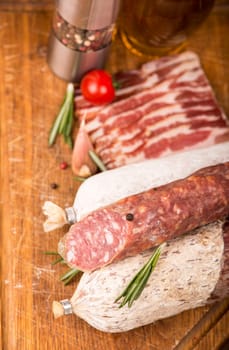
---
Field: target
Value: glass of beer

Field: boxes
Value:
[119,0,215,57]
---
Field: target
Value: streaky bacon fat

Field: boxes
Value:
[74,51,229,169]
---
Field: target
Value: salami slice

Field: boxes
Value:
[59,162,229,271]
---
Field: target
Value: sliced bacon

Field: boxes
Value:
[74,51,229,169]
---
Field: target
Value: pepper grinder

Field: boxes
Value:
[47,0,120,82]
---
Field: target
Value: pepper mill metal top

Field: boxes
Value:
[47,0,120,82]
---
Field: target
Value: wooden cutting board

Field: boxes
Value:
[0,1,228,349]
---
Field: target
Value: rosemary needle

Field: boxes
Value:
[48,83,74,147]
[115,244,164,308]
[60,268,80,285]
[51,257,64,266]
[44,251,60,255]
[44,251,64,265]
[44,251,81,285]
[74,175,86,182]
[89,150,107,172]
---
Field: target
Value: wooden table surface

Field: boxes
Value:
[0,1,229,349]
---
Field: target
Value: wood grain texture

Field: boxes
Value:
[0,2,228,350]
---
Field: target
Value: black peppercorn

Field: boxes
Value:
[50,182,58,189]
[126,213,134,221]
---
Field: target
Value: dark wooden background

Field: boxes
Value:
[0,1,229,349]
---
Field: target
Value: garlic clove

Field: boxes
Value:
[72,115,97,177]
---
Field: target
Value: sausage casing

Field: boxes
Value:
[59,162,229,271]
[57,220,229,333]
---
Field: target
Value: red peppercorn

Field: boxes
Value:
[60,161,68,170]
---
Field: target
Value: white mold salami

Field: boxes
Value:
[73,141,229,221]
[53,220,229,333]
[43,141,229,231]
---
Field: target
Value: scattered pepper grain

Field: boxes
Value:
[126,213,134,221]
[50,183,58,189]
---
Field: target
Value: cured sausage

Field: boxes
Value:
[72,141,229,222]
[53,220,229,333]
[58,162,229,271]
[43,141,229,232]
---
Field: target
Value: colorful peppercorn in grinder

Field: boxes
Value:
[47,0,120,82]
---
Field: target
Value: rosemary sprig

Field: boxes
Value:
[60,268,80,285]
[115,244,164,308]
[44,251,60,255]
[89,150,107,172]
[48,83,75,148]
[44,251,81,285]
[74,175,86,182]
[51,256,64,266]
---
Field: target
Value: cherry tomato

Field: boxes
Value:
[80,70,115,105]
